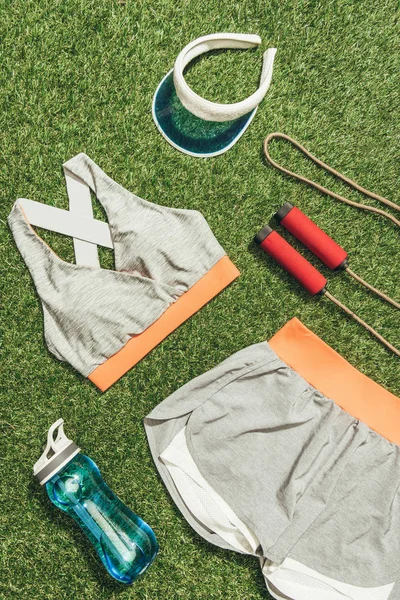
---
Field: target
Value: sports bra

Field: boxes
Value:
[8,153,239,391]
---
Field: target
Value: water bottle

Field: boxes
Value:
[34,419,158,584]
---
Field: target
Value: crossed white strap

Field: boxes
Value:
[18,167,113,267]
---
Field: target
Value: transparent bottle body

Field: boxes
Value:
[46,454,158,584]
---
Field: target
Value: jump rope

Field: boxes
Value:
[255,133,400,357]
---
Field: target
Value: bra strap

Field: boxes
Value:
[16,155,117,268]
[18,199,113,251]
[63,166,106,267]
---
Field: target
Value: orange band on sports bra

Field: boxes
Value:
[269,318,400,444]
[89,256,240,392]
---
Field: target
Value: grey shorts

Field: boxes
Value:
[145,342,400,600]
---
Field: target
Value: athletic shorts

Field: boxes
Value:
[145,342,400,600]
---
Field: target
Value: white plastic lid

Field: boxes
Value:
[33,419,80,485]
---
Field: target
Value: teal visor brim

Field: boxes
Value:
[152,70,257,157]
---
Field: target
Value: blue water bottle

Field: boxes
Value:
[34,419,158,583]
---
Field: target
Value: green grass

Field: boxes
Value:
[0,1,399,598]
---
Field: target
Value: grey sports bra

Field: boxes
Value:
[8,153,239,390]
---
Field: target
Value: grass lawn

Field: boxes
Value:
[0,1,399,598]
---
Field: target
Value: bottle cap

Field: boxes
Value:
[33,419,80,485]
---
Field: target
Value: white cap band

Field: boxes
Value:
[173,33,277,122]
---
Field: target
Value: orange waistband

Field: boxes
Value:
[269,317,400,444]
[89,256,240,392]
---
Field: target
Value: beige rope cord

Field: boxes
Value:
[344,267,400,310]
[325,291,400,358]
[263,132,400,227]
[263,132,400,356]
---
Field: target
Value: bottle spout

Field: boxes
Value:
[33,419,80,485]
